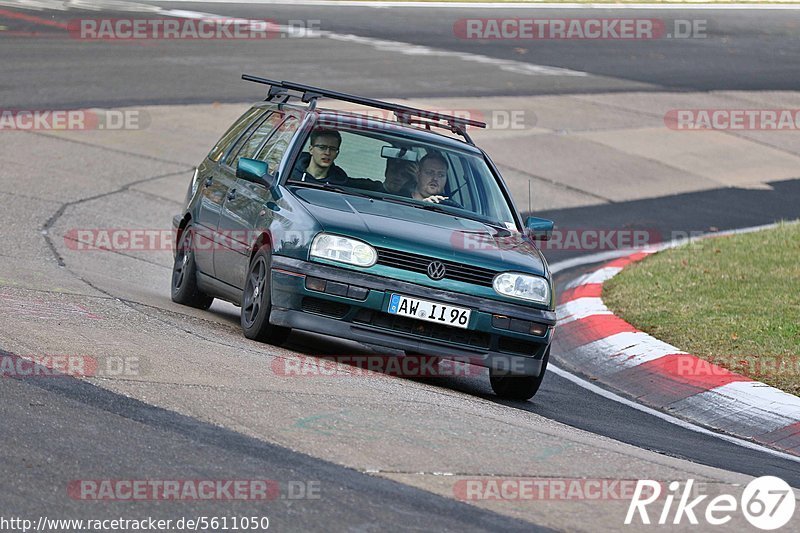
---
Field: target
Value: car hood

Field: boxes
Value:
[293,188,546,277]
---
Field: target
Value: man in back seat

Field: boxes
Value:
[382,158,417,196]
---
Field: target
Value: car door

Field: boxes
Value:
[193,106,267,275]
[230,115,302,280]
[214,112,297,288]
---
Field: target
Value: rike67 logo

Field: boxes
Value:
[626,477,795,530]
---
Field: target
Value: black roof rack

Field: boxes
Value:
[242,74,485,144]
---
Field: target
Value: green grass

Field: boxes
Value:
[603,222,800,396]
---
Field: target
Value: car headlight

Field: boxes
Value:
[310,233,377,267]
[493,273,550,304]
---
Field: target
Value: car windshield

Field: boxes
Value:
[286,124,518,229]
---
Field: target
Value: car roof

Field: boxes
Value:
[256,102,485,155]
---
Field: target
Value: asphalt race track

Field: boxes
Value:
[4,2,800,108]
[1,1,799,531]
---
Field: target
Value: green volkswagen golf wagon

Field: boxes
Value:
[172,76,556,400]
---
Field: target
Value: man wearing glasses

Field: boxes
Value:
[290,128,349,183]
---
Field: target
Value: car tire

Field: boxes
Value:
[241,246,291,345]
[171,225,214,310]
[489,347,549,401]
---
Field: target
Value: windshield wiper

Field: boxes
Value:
[379,195,455,215]
[381,196,507,227]
[481,220,515,234]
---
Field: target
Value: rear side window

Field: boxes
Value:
[207,107,266,162]
[257,117,301,175]
[227,112,286,169]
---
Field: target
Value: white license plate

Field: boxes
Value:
[387,294,471,329]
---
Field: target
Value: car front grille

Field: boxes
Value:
[498,337,541,356]
[375,247,496,287]
[301,297,350,319]
[354,310,491,349]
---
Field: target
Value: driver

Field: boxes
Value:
[412,152,461,208]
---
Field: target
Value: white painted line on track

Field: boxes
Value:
[556,297,611,325]
[671,381,800,432]
[147,6,590,78]
[549,220,800,466]
[547,363,800,465]
[10,0,800,11]
[579,331,688,367]
[324,32,587,76]
[563,266,623,289]
[144,1,800,11]
[0,1,588,78]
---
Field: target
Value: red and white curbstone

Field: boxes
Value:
[555,249,800,456]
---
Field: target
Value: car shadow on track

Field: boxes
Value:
[286,330,550,405]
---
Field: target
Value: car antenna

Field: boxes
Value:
[528,178,532,216]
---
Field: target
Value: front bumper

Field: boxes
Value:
[269,256,555,376]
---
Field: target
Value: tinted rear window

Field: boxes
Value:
[207,107,267,162]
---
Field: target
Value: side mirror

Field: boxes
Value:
[236,158,276,189]
[524,217,554,241]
